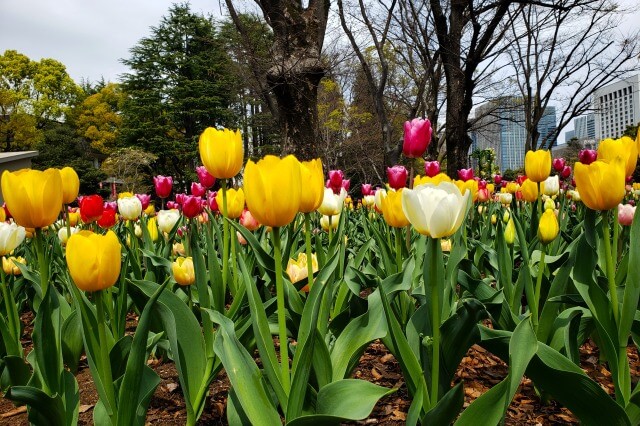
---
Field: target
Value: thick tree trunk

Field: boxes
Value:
[445,76,473,176]
[267,58,324,160]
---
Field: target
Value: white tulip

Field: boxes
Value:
[374,188,387,211]
[317,187,346,216]
[157,209,181,234]
[542,175,559,196]
[401,182,470,238]
[0,222,26,256]
[117,196,142,220]
[498,192,513,205]
[58,226,79,245]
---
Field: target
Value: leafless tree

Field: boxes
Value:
[505,0,640,151]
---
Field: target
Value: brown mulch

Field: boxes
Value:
[1,313,638,425]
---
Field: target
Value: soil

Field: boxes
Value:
[1,313,637,425]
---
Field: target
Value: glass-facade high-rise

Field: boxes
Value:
[472,98,557,171]
[593,74,640,140]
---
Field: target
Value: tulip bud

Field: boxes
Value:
[552,158,566,172]
[58,226,79,245]
[494,174,503,185]
[503,210,510,223]
[505,218,516,245]
[403,118,432,158]
[457,168,474,182]
[544,197,556,211]
[237,231,247,245]
[578,149,597,165]
[361,184,374,196]
[618,203,636,226]
[424,161,441,178]
[60,167,80,205]
[154,175,173,198]
[3,256,25,275]
[542,175,559,196]
[491,214,497,225]
[240,209,261,231]
[173,242,186,256]
[387,165,408,190]
[538,209,559,245]
[172,257,195,286]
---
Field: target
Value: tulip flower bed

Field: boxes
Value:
[1,124,640,425]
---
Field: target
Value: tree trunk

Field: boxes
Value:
[445,75,472,176]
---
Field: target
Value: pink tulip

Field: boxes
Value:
[175,193,187,205]
[191,182,206,197]
[154,175,173,198]
[477,188,490,202]
[341,179,351,192]
[136,194,151,210]
[361,184,374,197]
[424,161,440,178]
[402,118,432,158]
[240,209,260,231]
[387,165,408,190]
[578,149,597,165]
[166,201,179,210]
[552,158,566,172]
[457,168,474,182]
[494,174,503,185]
[196,165,216,189]
[182,195,203,218]
[478,179,487,190]
[618,203,636,226]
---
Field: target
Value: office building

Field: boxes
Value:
[574,113,596,140]
[472,98,557,171]
[593,74,640,140]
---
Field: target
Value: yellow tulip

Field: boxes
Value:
[574,157,625,211]
[413,173,451,187]
[380,189,410,228]
[286,252,318,285]
[244,155,301,228]
[505,182,519,194]
[519,178,538,202]
[68,211,80,226]
[597,137,638,177]
[486,183,495,194]
[1,169,63,229]
[440,239,452,252]
[173,242,186,256]
[60,167,80,204]
[66,230,122,292]
[525,150,551,183]
[144,204,156,216]
[299,159,324,213]
[505,218,516,245]
[2,256,25,275]
[454,179,479,202]
[538,209,559,245]
[199,127,244,179]
[172,256,195,286]
[216,188,245,219]
[146,217,159,242]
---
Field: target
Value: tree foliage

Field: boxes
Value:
[75,82,124,155]
[119,3,238,182]
[101,147,158,194]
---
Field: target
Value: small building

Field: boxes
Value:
[0,151,39,204]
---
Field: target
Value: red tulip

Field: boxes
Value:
[560,165,572,179]
[478,179,487,189]
[196,165,216,189]
[387,165,407,190]
[182,195,203,218]
[80,195,104,223]
[402,118,432,158]
[361,184,374,196]
[578,149,597,165]
[424,161,441,178]
[175,193,187,205]
[136,193,151,210]
[494,174,503,185]
[153,175,173,198]
[327,170,345,194]
[98,203,117,229]
[191,182,206,197]
[516,175,527,185]
[457,168,474,182]
[207,191,219,212]
[552,158,566,172]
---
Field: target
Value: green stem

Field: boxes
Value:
[395,228,403,274]
[221,180,230,295]
[429,237,441,404]
[603,211,619,325]
[328,215,333,242]
[272,227,290,394]
[532,245,546,332]
[95,290,117,416]
[230,219,237,296]
[406,165,414,251]
[304,213,314,290]
[0,268,20,354]
[613,205,620,262]
[34,229,48,296]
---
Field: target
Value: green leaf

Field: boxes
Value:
[210,310,281,425]
[61,309,83,373]
[286,379,394,425]
[456,317,538,425]
[230,220,275,272]
[620,205,640,346]
[422,382,464,425]
[5,386,66,426]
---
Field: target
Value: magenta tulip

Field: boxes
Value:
[560,165,572,179]
[552,158,566,172]
[387,165,408,190]
[166,201,179,210]
[494,174,503,185]
[457,168,474,182]
[196,165,216,189]
[403,118,432,158]
[424,161,440,177]
[191,182,206,197]
[136,194,151,210]
[182,195,203,219]
[578,149,597,165]
[361,184,373,196]
[154,175,173,198]
[207,191,219,212]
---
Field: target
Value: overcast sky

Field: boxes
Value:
[0,0,222,83]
